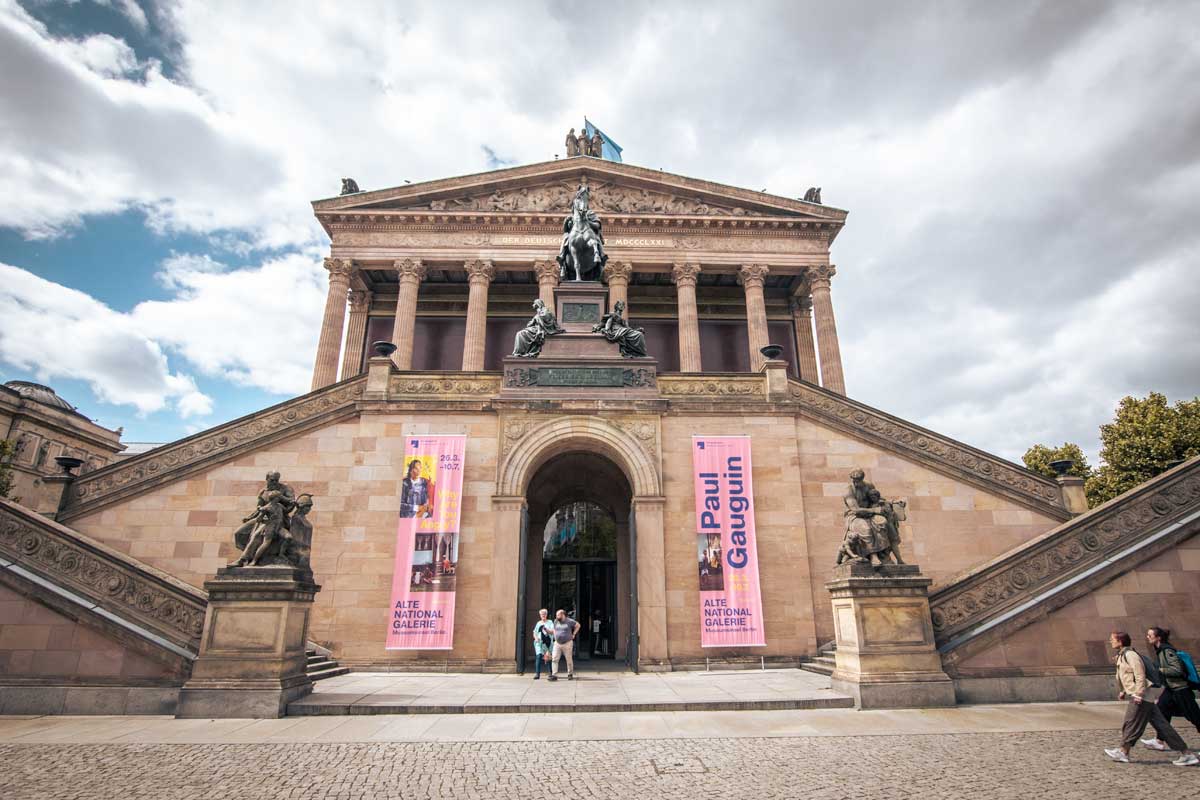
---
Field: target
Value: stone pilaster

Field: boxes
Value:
[339,288,371,381]
[310,258,353,390]
[790,294,820,384]
[602,261,633,312]
[533,260,559,309]
[390,258,427,370]
[671,262,702,373]
[462,259,496,371]
[808,264,846,394]
[738,263,771,371]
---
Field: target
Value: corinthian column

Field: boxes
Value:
[390,258,427,370]
[533,260,559,309]
[339,288,372,380]
[808,264,846,394]
[602,261,633,312]
[790,294,820,384]
[310,257,354,390]
[462,259,496,371]
[738,263,771,371]
[671,262,702,373]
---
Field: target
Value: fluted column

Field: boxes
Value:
[533,260,559,309]
[311,257,354,390]
[789,294,820,384]
[738,263,771,371]
[339,288,372,380]
[808,264,846,394]
[671,262,702,373]
[390,258,427,370]
[602,261,633,312]
[462,259,496,371]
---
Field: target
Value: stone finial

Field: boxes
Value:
[394,258,427,283]
[671,262,702,287]
[737,263,770,288]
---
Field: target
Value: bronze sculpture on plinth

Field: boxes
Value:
[557,183,608,281]
[835,468,907,566]
[592,300,648,358]
[229,471,313,569]
[511,299,565,357]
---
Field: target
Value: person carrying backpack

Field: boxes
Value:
[1105,631,1198,765]
[532,608,554,680]
[1141,626,1200,752]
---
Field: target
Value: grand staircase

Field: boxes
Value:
[306,646,349,682]
[801,642,837,677]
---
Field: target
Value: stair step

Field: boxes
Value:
[307,659,339,671]
[308,666,350,682]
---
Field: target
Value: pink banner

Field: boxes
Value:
[692,436,766,647]
[385,435,466,650]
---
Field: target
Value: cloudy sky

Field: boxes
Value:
[1,0,1197,462]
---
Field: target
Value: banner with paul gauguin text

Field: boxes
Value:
[385,435,466,650]
[692,436,766,648]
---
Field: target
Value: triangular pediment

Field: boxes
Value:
[313,158,846,223]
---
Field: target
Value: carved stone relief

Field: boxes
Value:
[410,180,759,216]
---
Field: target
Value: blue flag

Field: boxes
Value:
[583,119,623,162]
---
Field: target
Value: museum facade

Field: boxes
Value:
[2,156,1198,713]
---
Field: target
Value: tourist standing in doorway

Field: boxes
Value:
[1141,626,1200,751]
[548,609,580,681]
[1104,631,1198,765]
[532,608,553,680]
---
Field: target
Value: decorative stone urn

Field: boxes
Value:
[825,562,955,709]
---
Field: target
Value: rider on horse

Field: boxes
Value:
[557,183,608,280]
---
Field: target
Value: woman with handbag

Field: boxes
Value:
[532,608,554,680]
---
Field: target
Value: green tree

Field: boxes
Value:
[0,439,14,500]
[1084,393,1200,506]
[1022,442,1092,480]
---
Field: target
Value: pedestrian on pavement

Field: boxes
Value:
[548,608,580,681]
[1141,626,1200,751]
[1104,631,1198,765]
[532,608,554,680]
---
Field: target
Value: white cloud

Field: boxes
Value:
[0,262,212,417]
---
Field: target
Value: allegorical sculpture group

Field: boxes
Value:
[835,469,907,566]
[565,126,605,159]
[229,471,315,570]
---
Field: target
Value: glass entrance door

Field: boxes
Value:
[542,561,617,661]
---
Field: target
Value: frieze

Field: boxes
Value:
[402,180,762,216]
[331,230,822,254]
[659,377,764,397]
[788,380,1065,515]
[0,502,206,652]
[65,378,368,515]
[389,376,501,396]
[930,462,1200,649]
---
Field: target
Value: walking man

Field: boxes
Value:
[1141,626,1200,751]
[532,608,554,680]
[1104,631,1198,765]
[547,608,580,681]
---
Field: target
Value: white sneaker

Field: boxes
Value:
[1142,738,1169,751]
[1173,753,1200,767]
[1105,748,1130,763]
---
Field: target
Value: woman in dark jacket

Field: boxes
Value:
[1141,626,1200,752]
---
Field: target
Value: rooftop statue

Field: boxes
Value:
[229,471,314,569]
[592,300,647,358]
[803,186,822,204]
[511,299,565,357]
[565,127,580,157]
[557,182,608,281]
[835,468,907,566]
[340,178,361,195]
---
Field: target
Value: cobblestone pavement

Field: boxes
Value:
[4,729,1198,800]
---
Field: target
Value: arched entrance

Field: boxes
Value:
[520,451,633,671]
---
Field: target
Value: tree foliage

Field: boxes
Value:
[1022,442,1092,480]
[1084,393,1200,506]
[0,439,14,501]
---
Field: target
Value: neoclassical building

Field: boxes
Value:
[2,155,1197,713]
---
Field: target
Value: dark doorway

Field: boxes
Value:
[542,501,618,661]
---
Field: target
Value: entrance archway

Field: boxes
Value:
[521,451,633,671]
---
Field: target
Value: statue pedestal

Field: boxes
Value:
[825,563,955,709]
[554,281,609,332]
[177,566,320,718]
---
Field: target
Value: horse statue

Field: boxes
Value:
[557,183,608,281]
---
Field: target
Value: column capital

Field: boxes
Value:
[465,259,496,285]
[533,260,559,284]
[737,263,770,289]
[602,261,633,284]
[806,263,837,289]
[347,287,371,312]
[671,262,702,287]
[394,258,427,283]
[323,257,354,282]
[789,294,813,316]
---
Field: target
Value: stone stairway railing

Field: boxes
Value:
[60,375,367,520]
[930,457,1200,668]
[0,498,206,662]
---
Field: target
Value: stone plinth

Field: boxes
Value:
[501,352,658,400]
[554,281,609,333]
[177,565,320,718]
[826,562,955,709]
